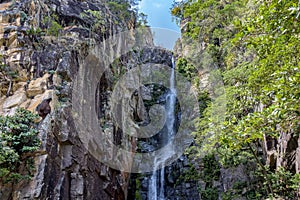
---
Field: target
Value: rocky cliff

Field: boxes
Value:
[0,0,155,199]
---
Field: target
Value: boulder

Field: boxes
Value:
[3,91,27,109]
[26,74,49,97]
[12,81,27,92]
[20,99,31,109]
[27,90,54,113]
[27,94,44,113]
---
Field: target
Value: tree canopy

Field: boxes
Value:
[172,0,300,198]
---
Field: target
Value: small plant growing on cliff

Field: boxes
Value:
[0,108,40,184]
[43,16,62,37]
[80,9,106,34]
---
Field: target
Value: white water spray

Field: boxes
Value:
[148,56,176,200]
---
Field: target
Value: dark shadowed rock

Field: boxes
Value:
[36,98,52,119]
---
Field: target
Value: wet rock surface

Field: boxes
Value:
[128,156,200,200]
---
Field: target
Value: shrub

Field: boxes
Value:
[0,108,40,184]
[43,16,62,37]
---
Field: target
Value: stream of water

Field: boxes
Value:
[148,57,176,200]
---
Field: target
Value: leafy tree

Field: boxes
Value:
[172,0,300,198]
[107,0,143,28]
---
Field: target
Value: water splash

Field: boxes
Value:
[148,56,176,200]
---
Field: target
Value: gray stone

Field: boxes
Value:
[3,92,27,109]
[70,173,84,200]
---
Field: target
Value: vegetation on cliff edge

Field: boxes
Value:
[172,0,300,199]
[0,108,40,184]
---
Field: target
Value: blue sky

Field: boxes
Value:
[138,0,181,49]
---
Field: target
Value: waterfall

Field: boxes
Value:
[148,56,176,200]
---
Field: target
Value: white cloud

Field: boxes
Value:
[153,3,163,8]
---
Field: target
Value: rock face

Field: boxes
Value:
[26,74,49,97]
[3,107,127,200]
[0,0,154,199]
[3,91,27,109]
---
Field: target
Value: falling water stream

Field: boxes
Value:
[148,57,177,200]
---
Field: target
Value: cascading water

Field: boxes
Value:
[148,56,177,200]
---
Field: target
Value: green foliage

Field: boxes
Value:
[110,58,127,85]
[257,167,300,199]
[222,180,261,200]
[80,10,106,33]
[107,0,136,28]
[106,0,147,28]
[137,12,147,26]
[201,154,220,182]
[43,16,62,36]
[171,6,182,18]
[0,108,40,184]
[176,57,197,80]
[199,187,219,200]
[26,27,45,46]
[202,0,300,155]
[108,1,131,19]
[197,91,211,117]
[48,20,62,37]
[174,0,300,198]
[135,179,142,200]
[26,27,44,37]
[197,154,220,200]
[217,148,254,168]
[172,0,248,69]
[176,163,200,184]
[171,0,186,23]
